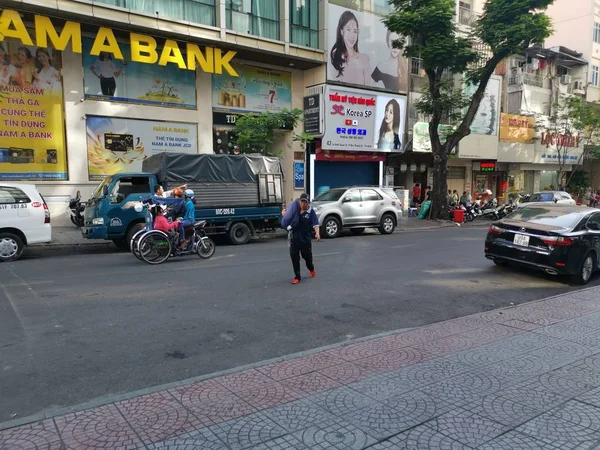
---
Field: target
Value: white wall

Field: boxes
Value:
[546,1,594,60]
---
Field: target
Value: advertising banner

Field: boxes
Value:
[412,122,454,152]
[82,38,197,108]
[293,161,305,189]
[0,38,67,180]
[327,4,409,93]
[86,116,197,180]
[499,113,535,143]
[303,94,322,134]
[212,64,292,114]
[464,76,501,136]
[322,85,406,152]
[316,149,387,162]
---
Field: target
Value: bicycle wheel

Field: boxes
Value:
[139,231,172,265]
[197,237,216,259]
[131,229,147,260]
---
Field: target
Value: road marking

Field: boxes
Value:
[391,244,417,249]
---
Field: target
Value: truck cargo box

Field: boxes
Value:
[142,153,284,208]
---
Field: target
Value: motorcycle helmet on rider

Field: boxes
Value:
[173,188,184,197]
[184,189,194,198]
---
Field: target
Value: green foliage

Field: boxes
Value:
[233,109,303,157]
[566,170,589,194]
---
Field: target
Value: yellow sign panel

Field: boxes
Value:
[0,39,67,180]
[0,9,238,76]
[499,113,535,143]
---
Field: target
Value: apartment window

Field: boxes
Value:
[290,0,318,48]
[93,0,216,26]
[594,22,600,44]
[592,65,599,87]
[411,57,423,75]
[226,0,280,40]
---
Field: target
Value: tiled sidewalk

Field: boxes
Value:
[3,288,600,449]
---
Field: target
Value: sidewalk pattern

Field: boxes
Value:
[2,288,600,449]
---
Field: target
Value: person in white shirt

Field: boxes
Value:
[154,184,188,198]
[33,48,61,94]
[89,52,122,96]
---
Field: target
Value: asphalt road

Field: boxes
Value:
[1,226,598,422]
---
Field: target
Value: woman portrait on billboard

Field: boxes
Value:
[89,52,123,96]
[33,48,61,94]
[376,99,402,151]
[329,10,373,86]
[372,31,408,92]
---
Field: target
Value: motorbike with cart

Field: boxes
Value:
[131,196,215,264]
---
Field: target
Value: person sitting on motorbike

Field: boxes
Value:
[152,205,180,235]
[178,189,195,249]
[166,188,186,221]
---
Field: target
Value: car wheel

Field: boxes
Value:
[229,222,251,245]
[350,228,365,235]
[0,233,24,262]
[572,253,595,285]
[322,216,341,239]
[378,213,396,235]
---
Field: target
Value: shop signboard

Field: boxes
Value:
[0,37,67,180]
[327,3,409,93]
[533,118,584,164]
[316,149,387,162]
[212,64,292,115]
[86,116,197,179]
[82,38,197,108]
[412,122,454,152]
[322,85,406,152]
[499,113,535,143]
[293,161,305,189]
[303,94,322,134]
[0,9,238,75]
[479,161,496,172]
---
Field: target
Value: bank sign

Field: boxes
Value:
[322,86,406,152]
[0,9,238,76]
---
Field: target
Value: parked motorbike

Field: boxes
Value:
[69,190,85,228]
[477,198,500,220]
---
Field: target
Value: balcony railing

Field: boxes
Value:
[508,73,545,88]
[411,58,424,76]
[458,7,479,26]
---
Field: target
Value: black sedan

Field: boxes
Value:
[485,205,600,284]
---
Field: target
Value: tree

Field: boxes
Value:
[383,0,552,219]
[232,109,304,157]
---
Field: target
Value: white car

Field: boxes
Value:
[518,191,577,209]
[0,183,52,262]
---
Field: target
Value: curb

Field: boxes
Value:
[2,283,597,431]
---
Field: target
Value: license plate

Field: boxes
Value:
[514,234,530,247]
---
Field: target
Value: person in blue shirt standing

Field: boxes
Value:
[178,189,195,249]
[281,193,320,284]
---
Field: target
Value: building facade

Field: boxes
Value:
[0,0,325,224]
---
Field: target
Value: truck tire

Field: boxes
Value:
[228,222,251,245]
[112,239,129,251]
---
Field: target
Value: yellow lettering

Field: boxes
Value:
[90,27,123,59]
[34,16,82,52]
[0,9,33,45]
[186,44,213,72]
[214,49,238,76]
[158,40,186,69]
[130,33,158,64]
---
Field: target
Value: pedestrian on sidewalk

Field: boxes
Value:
[281,193,320,285]
[412,183,421,205]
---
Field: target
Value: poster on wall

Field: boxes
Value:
[322,85,406,152]
[0,38,67,180]
[212,64,292,114]
[327,3,409,93]
[499,113,535,143]
[86,116,197,180]
[412,122,454,152]
[293,161,305,189]
[82,38,197,109]
[464,76,501,136]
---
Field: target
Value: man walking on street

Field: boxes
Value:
[281,193,320,284]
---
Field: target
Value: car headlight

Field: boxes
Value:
[92,218,104,225]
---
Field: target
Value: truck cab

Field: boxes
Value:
[82,173,155,249]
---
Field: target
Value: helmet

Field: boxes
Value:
[184,189,195,198]
[173,188,183,197]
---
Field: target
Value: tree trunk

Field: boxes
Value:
[431,141,449,220]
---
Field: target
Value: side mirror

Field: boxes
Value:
[343,196,352,203]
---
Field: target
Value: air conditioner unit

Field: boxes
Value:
[560,75,572,84]
[573,80,585,93]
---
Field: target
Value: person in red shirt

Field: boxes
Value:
[412,183,421,205]
[152,205,180,233]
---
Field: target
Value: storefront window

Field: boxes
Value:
[290,0,318,48]
[226,0,280,40]
[93,0,216,27]
[540,171,559,191]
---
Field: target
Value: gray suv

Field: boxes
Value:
[312,187,403,238]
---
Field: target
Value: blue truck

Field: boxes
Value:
[81,153,285,249]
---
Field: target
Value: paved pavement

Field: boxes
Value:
[2,286,600,449]
[37,218,459,249]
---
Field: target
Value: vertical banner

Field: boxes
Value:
[0,39,67,180]
[464,77,501,136]
[293,161,305,189]
[86,116,198,180]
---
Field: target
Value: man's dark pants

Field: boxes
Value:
[290,240,314,279]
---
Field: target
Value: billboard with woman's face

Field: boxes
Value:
[327,4,409,93]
